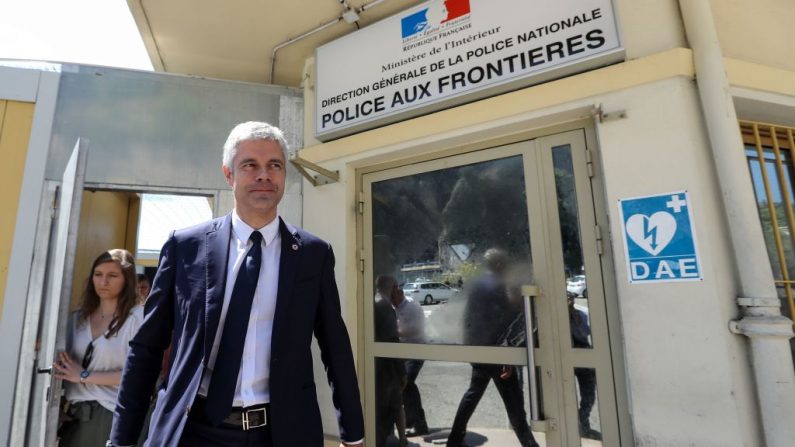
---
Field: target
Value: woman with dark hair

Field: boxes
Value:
[53,249,144,446]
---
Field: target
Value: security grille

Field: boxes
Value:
[741,121,795,325]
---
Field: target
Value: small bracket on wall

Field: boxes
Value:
[593,104,627,123]
[289,154,339,187]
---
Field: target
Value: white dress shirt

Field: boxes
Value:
[65,306,144,411]
[394,296,426,344]
[198,210,281,407]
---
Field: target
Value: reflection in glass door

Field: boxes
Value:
[371,155,532,346]
[361,130,621,447]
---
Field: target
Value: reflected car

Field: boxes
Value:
[566,275,587,297]
[402,282,459,305]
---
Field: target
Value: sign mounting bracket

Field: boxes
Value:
[289,154,340,187]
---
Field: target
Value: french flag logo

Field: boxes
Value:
[441,0,471,23]
[401,0,471,38]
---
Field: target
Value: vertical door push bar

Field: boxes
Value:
[522,285,550,432]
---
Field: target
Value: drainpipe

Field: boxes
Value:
[678,1,795,446]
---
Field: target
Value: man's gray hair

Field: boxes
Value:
[483,248,509,273]
[222,121,289,170]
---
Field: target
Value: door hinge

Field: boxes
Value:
[358,192,364,215]
[585,149,595,179]
[359,250,365,273]
[595,224,604,256]
[531,418,557,433]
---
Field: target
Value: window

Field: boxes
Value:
[741,121,795,324]
[136,193,213,266]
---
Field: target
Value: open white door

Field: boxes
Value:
[21,139,88,447]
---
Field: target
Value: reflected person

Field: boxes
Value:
[389,286,429,436]
[374,275,408,447]
[447,249,539,447]
[568,293,601,440]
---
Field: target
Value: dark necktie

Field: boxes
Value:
[205,230,263,425]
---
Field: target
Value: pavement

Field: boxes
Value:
[383,301,604,447]
[384,427,603,446]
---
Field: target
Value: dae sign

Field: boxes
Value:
[618,191,703,284]
[315,0,623,140]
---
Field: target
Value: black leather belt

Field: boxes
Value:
[190,397,270,430]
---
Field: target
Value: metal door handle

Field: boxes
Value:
[522,285,545,427]
[37,367,53,374]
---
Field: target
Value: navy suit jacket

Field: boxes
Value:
[111,214,364,446]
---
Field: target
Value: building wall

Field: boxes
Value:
[301,1,795,444]
[596,77,760,446]
[615,0,686,59]
[298,40,770,443]
[0,100,34,319]
[0,66,60,447]
[712,0,795,72]
[41,64,301,192]
[615,0,795,72]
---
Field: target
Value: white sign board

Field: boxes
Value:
[618,191,703,283]
[315,0,623,140]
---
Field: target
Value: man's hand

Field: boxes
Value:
[500,365,514,380]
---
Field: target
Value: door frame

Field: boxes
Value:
[13,177,225,446]
[532,130,620,445]
[355,121,632,446]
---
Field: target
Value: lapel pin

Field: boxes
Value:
[292,244,299,251]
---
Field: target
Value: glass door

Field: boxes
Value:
[361,130,621,447]
[534,131,620,446]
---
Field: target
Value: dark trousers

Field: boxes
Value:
[179,410,272,447]
[575,368,597,428]
[447,364,536,447]
[375,375,403,447]
[403,360,427,428]
[58,401,114,447]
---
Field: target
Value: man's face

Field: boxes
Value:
[223,139,286,225]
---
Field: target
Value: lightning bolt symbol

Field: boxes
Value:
[643,217,658,250]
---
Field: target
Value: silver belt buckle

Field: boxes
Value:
[241,407,267,430]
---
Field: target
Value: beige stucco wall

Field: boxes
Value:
[712,0,795,72]
[615,0,686,60]
[613,0,795,72]
[595,77,761,446]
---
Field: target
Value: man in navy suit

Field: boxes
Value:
[109,122,365,446]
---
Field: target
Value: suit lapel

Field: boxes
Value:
[204,214,233,364]
[271,218,301,354]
